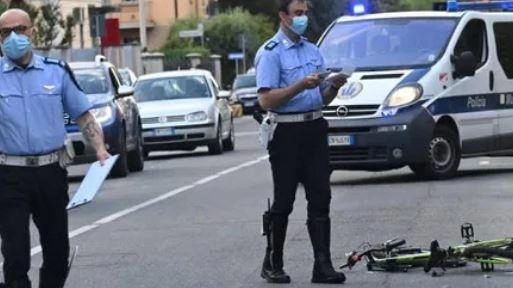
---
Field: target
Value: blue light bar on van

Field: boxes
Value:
[353,4,366,15]
[347,0,370,15]
[447,0,513,12]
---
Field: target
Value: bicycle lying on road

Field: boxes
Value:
[340,223,513,275]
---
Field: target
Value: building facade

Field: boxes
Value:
[2,0,212,50]
[109,0,211,50]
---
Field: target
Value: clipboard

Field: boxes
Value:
[67,154,119,210]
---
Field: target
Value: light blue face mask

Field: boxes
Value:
[291,15,309,35]
[1,31,32,60]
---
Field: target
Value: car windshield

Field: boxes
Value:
[74,68,110,95]
[318,18,458,70]
[134,75,211,102]
[233,74,256,90]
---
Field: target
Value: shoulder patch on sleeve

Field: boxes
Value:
[43,57,66,67]
[44,57,83,92]
[265,40,279,51]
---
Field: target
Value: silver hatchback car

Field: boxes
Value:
[134,69,234,156]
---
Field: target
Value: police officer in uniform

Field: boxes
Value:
[255,0,348,284]
[0,9,109,288]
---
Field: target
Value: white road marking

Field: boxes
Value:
[24,155,269,258]
[479,160,490,166]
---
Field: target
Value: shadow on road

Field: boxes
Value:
[331,168,513,186]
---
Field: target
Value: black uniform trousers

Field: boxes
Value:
[268,118,331,219]
[0,163,69,284]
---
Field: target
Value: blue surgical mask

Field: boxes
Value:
[291,15,308,35]
[1,31,32,60]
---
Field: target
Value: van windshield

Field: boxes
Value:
[318,18,458,70]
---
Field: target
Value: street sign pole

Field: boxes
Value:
[139,0,147,49]
[235,59,239,75]
[241,34,246,73]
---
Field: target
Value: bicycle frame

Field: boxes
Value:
[342,223,513,273]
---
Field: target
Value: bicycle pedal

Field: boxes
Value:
[461,222,474,243]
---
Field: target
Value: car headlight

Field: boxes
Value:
[186,111,207,122]
[90,106,113,123]
[383,84,423,108]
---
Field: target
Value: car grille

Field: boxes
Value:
[330,146,387,162]
[323,105,380,118]
[142,115,185,125]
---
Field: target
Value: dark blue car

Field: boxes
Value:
[66,58,144,177]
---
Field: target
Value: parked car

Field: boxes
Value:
[67,56,145,177]
[134,69,235,156]
[118,67,137,86]
[230,73,259,114]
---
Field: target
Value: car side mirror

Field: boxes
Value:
[451,51,477,79]
[217,90,231,99]
[117,85,134,98]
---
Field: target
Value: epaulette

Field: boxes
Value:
[44,57,83,92]
[43,57,66,67]
[265,40,279,51]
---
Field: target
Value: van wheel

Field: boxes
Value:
[208,122,223,155]
[409,126,460,180]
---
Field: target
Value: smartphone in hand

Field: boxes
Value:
[317,66,355,80]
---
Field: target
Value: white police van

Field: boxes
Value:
[319,0,513,179]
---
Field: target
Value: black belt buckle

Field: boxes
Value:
[304,113,313,121]
[26,156,39,166]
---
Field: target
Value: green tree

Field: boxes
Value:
[35,1,65,49]
[60,14,75,47]
[7,0,73,49]
[0,2,7,15]
[162,8,274,86]
[399,0,438,10]
[204,8,274,85]
[161,17,210,59]
[218,0,277,24]
[8,0,38,20]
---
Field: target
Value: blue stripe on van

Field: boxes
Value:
[397,68,430,86]
[427,93,513,115]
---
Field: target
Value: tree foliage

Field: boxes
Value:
[35,2,65,48]
[162,8,274,85]
[7,0,75,49]
[0,2,7,16]
[8,0,38,20]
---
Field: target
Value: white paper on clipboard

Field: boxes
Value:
[67,154,119,210]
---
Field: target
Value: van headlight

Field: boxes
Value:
[186,111,207,122]
[90,106,113,123]
[383,84,423,108]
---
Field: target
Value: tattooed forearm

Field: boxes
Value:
[76,111,106,151]
[81,120,102,143]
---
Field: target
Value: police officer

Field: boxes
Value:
[255,0,347,284]
[0,9,109,288]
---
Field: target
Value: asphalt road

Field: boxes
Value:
[3,116,513,287]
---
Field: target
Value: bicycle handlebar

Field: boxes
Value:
[340,238,406,270]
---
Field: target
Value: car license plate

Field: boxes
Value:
[244,101,255,107]
[154,128,175,136]
[328,135,354,146]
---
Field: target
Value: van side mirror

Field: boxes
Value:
[451,51,477,79]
